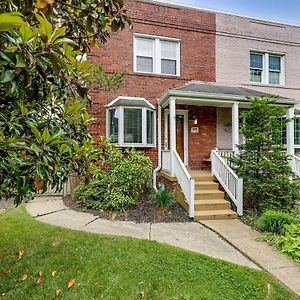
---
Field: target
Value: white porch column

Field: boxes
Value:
[169,98,176,175]
[232,102,239,155]
[286,107,295,156]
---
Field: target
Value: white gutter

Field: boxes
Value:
[153,104,162,190]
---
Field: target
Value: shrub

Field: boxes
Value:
[74,145,152,212]
[151,187,174,211]
[256,210,298,234]
[275,224,300,262]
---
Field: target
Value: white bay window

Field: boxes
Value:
[107,97,156,147]
[134,34,180,76]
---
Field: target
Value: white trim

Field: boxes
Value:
[133,33,180,77]
[164,109,189,166]
[287,107,295,156]
[107,96,156,110]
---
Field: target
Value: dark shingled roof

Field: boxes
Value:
[173,82,293,102]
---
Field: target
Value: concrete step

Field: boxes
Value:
[194,209,237,221]
[194,199,231,211]
[195,190,224,200]
[195,181,219,191]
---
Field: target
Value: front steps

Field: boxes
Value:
[189,171,237,221]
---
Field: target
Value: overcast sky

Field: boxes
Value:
[162,0,300,25]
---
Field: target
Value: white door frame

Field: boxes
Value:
[164,109,189,165]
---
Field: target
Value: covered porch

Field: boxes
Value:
[156,82,297,219]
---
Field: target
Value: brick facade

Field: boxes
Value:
[88,0,216,168]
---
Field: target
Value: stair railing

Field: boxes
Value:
[211,149,243,216]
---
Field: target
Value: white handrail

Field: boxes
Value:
[173,150,195,218]
[211,149,243,216]
[290,154,300,177]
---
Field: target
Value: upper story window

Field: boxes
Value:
[134,34,180,76]
[250,51,285,85]
[107,97,156,147]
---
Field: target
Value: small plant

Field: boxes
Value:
[256,210,298,234]
[151,187,174,213]
[275,223,300,262]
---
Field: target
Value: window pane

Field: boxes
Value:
[161,59,176,75]
[109,109,118,143]
[161,40,177,59]
[250,69,262,83]
[269,55,281,71]
[269,71,280,85]
[137,56,153,73]
[280,117,287,145]
[124,108,143,144]
[136,37,154,57]
[295,117,300,145]
[250,53,263,69]
[147,110,154,144]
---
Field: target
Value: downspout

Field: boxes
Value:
[153,104,162,190]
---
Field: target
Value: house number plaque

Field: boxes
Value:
[191,127,199,133]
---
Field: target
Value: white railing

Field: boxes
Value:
[173,150,195,218]
[217,149,235,168]
[162,150,171,173]
[211,149,243,216]
[290,154,300,178]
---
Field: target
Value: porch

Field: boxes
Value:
[156,82,298,220]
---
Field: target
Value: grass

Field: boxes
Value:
[0,207,299,300]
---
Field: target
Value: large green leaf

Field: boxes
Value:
[0,69,16,83]
[0,13,25,31]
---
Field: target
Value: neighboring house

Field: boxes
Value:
[89,0,300,220]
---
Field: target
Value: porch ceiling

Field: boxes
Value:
[158,81,296,108]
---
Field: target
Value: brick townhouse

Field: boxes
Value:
[88,0,300,220]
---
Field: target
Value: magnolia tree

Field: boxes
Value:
[0,0,131,203]
[232,97,300,212]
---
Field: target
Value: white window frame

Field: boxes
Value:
[134,33,181,77]
[106,97,156,148]
[250,50,285,86]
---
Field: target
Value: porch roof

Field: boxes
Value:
[158,81,296,107]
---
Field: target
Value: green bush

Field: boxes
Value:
[74,146,152,212]
[151,187,174,211]
[275,224,300,262]
[256,210,298,234]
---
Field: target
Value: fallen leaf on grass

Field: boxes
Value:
[55,289,62,296]
[20,274,28,281]
[0,252,7,258]
[37,277,43,284]
[18,249,24,260]
[139,290,145,298]
[51,271,57,278]
[0,269,12,276]
[67,278,75,288]
[38,271,44,277]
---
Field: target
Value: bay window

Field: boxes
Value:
[107,97,156,147]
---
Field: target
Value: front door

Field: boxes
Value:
[176,115,185,161]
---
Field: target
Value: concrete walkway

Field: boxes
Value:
[201,219,300,296]
[25,196,258,270]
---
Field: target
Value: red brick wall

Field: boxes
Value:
[89,0,216,168]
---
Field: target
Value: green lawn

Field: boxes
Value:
[0,207,298,300]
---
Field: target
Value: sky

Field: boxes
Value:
[162,0,300,25]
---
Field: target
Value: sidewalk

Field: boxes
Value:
[25,196,300,296]
[201,219,300,296]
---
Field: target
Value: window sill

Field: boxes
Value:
[247,82,285,88]
[133,71,180,79]
[112,143,156,148]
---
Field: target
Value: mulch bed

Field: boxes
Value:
[0,198,15,210]
[63,195,191,223]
